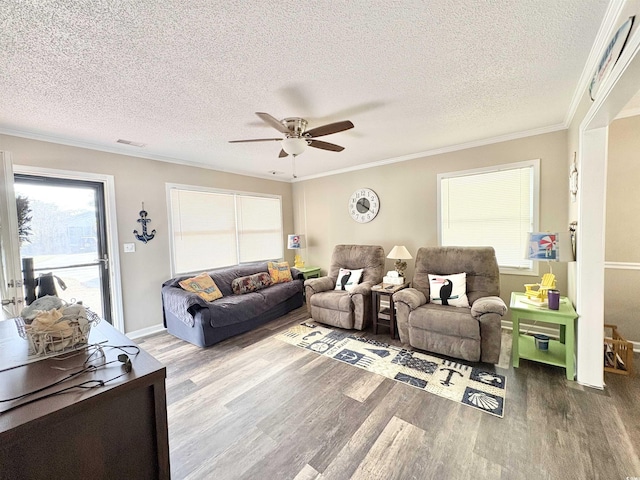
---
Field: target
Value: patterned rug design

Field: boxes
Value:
[277,322,506,417]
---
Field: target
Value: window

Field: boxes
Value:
[167,185,283,275]
[438,160,539,274]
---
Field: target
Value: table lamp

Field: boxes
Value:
[287,234,305,268]
[524,232,572,302]
[387,245,412,277]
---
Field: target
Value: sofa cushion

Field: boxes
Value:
[428,272,469,307]
[204,280,302,328]
[334,268,363,291]
[178,273,223,301]
[232,272,273,294]
[268,261,293,284]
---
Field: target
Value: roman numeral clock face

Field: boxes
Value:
[349,188,380,223]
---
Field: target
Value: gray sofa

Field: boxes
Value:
[162,262,304,347]
[304,245,385,330]
[394,246,506,363]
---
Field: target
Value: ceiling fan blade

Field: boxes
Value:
[279,149,288,158]
[229,138,282,143]
[305,120,354,138]
[308,139,345,152]
[255,112,291,134]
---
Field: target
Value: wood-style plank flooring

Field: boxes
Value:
[139,307,640,480]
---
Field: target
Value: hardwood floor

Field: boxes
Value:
[139,307,640,479]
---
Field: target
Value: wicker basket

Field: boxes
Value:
[15,306,101,356]
[604,324,634,375]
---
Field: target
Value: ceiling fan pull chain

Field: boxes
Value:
[292,154,297,179]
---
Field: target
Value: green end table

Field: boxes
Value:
[296,266,321,280]
[510,292,579,380]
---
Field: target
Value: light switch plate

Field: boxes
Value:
[124,243,136,253]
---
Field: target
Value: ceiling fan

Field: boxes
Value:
[229,112,354,158]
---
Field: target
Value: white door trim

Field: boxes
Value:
[576,4,640,389]
[0,152,23,318]
[13,165,125,332]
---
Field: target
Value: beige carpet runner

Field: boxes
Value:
[277,322,506,417]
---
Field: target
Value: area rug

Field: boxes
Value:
[277,322,506,417]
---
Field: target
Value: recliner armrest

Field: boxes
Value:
[470,296,507,318]
[393,288,427,311]
[304,276,335,294]
[349,281,376,296]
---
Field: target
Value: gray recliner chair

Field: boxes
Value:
[394,246,506,363]
[304,245,385,330]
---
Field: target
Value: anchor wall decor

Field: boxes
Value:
[133,203,156,243]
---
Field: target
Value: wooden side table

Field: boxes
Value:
[371,282,410,338]
[510,292,578,380]
[296,266,321,280]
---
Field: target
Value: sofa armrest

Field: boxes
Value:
[161,286,209,327]
[290,266,301,279]
[470,296,507,319]
[393,288,428,311]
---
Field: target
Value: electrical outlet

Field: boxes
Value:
[124,243,136,253]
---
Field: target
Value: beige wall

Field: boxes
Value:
[292,130,570,318]
[605,114,640,341]
[0,134,294,334]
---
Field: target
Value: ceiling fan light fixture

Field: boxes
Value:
[281,137,307,156]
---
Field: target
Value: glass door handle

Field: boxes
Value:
[95,254,109,271]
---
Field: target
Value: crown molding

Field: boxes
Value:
[293,123,566,182]
[564,1,628,127]
[614,106,640,119]
[0,126,292,183]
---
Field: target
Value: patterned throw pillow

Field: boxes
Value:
[268,261,293,284]
[334,268,364,292]
[427,272,469,308]
[179,273,223,301]
[232,272,273,294]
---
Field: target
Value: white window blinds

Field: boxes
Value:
[237,195,283,263]
[169,187,283,275]
[439,161,539,272]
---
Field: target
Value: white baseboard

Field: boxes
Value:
[126,323,166,340]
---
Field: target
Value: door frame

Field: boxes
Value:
[13,165,125,332]
[0,152,23,318]
[575,6,640,388]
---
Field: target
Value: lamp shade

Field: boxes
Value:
[387,245,412,260]
[526,232,573,262]
[287,234,305,249]
[281,137,307,156]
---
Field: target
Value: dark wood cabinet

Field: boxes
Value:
[0,320,170,479]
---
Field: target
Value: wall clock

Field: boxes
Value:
[349,188,380,223]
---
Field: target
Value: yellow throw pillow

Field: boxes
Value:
[179,273,223,301]
[268,261,293,284]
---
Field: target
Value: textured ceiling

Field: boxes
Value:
[0,1,610,180]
